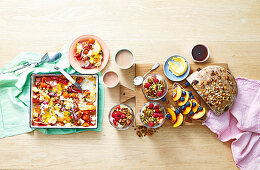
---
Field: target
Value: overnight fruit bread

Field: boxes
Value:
[186,66,237,116]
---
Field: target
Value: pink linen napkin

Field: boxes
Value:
[203,78,260,170]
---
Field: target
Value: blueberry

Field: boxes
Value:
[161,96,166,102]
[189,111,194,116]
[180,97,185,101]
[188,91,192,96]
[182,91,186,95]
[192,102,196,107]
[185,81,190,87]
[166,114,172,119]
[181,105,186,110]
[198,106,203,111]
[175,109,180,115]
[190,95,195,99]
[185,102,190,107]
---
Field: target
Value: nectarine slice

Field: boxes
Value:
[167,108,176,123]
[191,107,206,120]
[173,113,183,127]
[182,100,192,115]
[177,90,189,106]
[191,99,199,113]
[172,86,182,101]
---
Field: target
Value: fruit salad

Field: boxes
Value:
[142,74,168,100]
[140,102,165,128]
[31,74,98,128]
[109,104,134,130]
[74,38,103,69]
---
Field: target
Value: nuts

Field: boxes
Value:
[192,80,199,85]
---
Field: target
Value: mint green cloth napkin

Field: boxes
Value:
[0,44,104,138]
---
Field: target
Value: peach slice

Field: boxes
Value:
[177,90,189,106]
[172,86,182,101]
[191,107,206,120]
[173,113,183,127]
[191,99,199,113]
[167,108,177,123]
[182,100,192,115]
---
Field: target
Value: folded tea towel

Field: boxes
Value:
[203,78,260,170]
[0,44,104,138]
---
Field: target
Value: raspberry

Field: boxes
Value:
[154,105,160,110]
[114,105,121,110]
[114,117,120,122]
[113,119,118,126]
[154,78,159,83]
[149,122,154,127]
[158,114,164,118]
[112,112,117,118]
[144,82,151,88]
[155,109,162,113]
[157,91,163,97]
[149,103,154,109]
[153,113,158,118]
[117,111,122,117]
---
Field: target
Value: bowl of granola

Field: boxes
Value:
[108,104,134,130]
[142,74,168,100]
[139,102,166,128]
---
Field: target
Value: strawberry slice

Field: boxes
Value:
[159,117,164,124]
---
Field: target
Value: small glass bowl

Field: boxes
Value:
[139,102,166,128]
[141,74,168,101]
[108,104,135,130]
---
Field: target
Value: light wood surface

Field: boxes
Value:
[134,63,228,126]
[1,0,260,169]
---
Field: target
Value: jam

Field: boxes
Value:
[192,45,208,61]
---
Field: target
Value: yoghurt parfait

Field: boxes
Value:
[109,104,134,130]
[142,74,168,100]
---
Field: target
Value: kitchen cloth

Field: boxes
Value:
[203,78,260,170]
[0,44,104,138]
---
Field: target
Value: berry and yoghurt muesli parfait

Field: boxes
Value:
[140,102,166,128]
[142,74,168,100]
[109,104,134,130]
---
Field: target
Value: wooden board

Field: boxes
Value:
[135,63,228,126]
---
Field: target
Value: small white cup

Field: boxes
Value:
[114,49,135,69]
[102,70,119,88]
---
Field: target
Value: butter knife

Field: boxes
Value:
[54,66,83,92]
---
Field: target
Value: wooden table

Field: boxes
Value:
[0,0,259,169]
